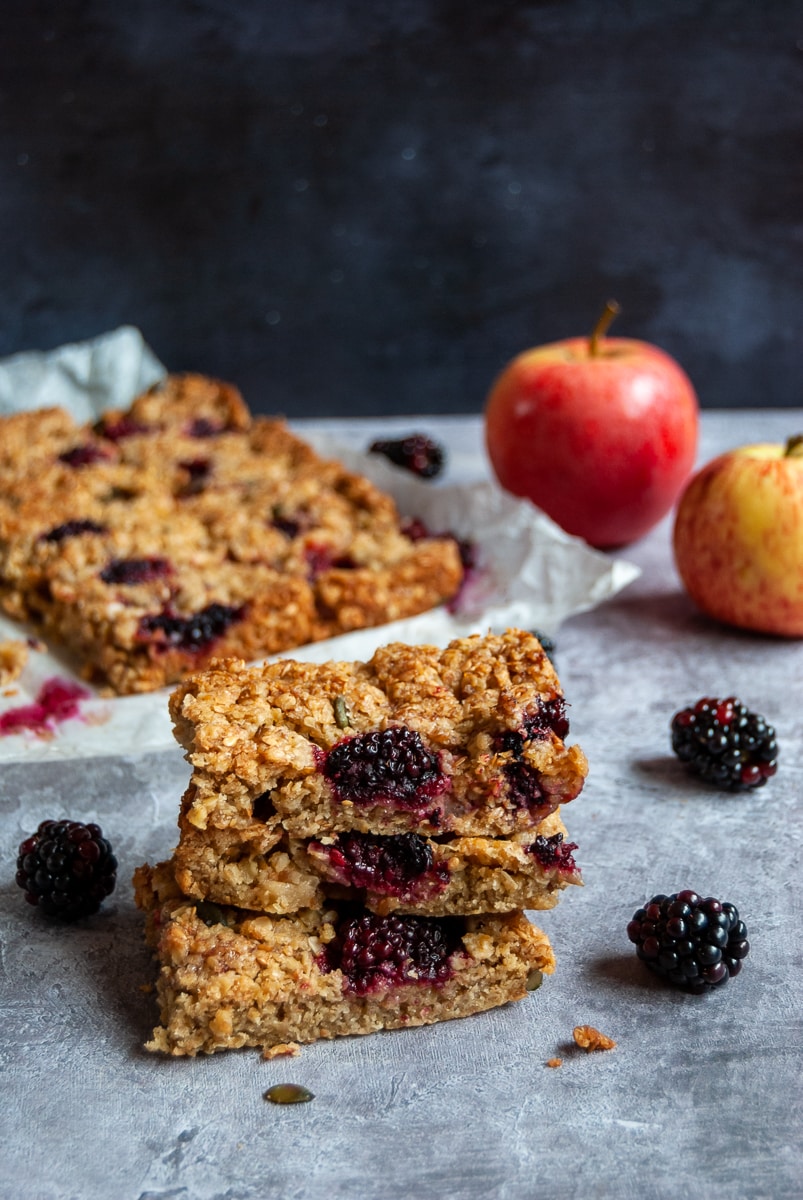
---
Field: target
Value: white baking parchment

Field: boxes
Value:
[0,328,640,763]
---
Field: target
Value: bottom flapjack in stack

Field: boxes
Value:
[135,629,587,1056]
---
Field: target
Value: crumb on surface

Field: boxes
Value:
[262,1042,301,1060]
[546,1057,563,1068]
[573,1025,616,1052]
[0,639,28,687]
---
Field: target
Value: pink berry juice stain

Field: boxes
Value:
[0,677,90,738]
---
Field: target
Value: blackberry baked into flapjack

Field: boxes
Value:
[0,374,462,694]
[169,629,588,841]
[133,860,556,1057]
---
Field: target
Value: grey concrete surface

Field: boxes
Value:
[1,410,801,1199]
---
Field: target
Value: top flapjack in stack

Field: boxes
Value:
[135,629,588,1056]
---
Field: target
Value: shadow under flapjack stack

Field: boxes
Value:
[134,629,588,1056]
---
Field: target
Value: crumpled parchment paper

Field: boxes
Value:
[0,328,640,762]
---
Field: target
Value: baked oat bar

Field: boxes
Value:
[170,629,588,839]
[0,374,463,694]
[134,860,556,1057]
[171,802,581,917]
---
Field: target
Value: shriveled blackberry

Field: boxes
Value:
[627,890,749,993]
[323,726,448,810]
[177,457,212,494]
[137,602,245,652]
[271,505,312,540]
[526,832,579,873]
[494,697,570,754]
[58,444,112,468]
[400,515,476,617]
[504,759,547,813]
[319,911,462,994]
[94,415,149,441]
[186,417,223,438]
[369,434,445,479]
[100,556,171,585]
[15,819,117,921]
[400,516,431,542]
[304,544,356,579]
[491,696,569,817]
[272,514,301,539]
[314,830,450,899]
[39,518,107,544]
[671,697,778,791]
[525,697,569,741]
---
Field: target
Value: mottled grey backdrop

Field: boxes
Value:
[1,1,800,416]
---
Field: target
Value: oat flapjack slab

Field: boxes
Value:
[170,803,582,917]
[0,374,462,694]
[169,629,589,840]
[133,860,556,1058]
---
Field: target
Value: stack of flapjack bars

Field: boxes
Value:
[135,628,588,1057]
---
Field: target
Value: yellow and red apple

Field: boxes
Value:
[484,303,700,548]
[673,436,803,637]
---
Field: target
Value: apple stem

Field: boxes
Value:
[589,300,621,357]
[785,435,803,458]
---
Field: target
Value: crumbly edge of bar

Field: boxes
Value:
[0,638,29,687]
[133,860,555,1057]
[170,629,588,838]
[0,378,464,694]
[170,803,581,917]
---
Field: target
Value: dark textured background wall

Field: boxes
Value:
[1,1,801,416]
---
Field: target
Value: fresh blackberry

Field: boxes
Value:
[137,602,245,652]
[323,726,448,810]
[671,697,778,791]
[319,911,462,994]
[369,434,445,479]
[627,890,749,993]
[15,819,117,921]
[314,830,450,899]
[39,519,107,544]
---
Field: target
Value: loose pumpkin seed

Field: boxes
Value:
[264,1083,315,1105]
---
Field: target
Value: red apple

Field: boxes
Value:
[484,303,700,548]
[673,436,803,637]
